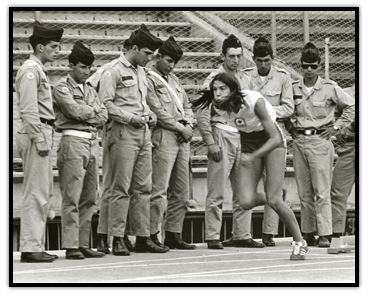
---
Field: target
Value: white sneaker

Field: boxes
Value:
[290,240,308,260]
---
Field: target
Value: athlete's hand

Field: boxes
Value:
[208,143,222,162]
[147,115,157,128]
[240,152,256,166]
[288,127,299,140]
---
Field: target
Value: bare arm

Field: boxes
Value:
[252,98,282,159]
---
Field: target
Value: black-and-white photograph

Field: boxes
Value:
[10,4,358,286]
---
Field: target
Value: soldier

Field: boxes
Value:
[286,42,355,248]
[92,38,135,254]
[242,37,294,247]
[53,42,108,259]
[330,84,355,237]
[146,36,196,250]
[15,21,63,263]
[195,34,264,249]
[99,24,168,256]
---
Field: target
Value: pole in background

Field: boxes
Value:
[302,11,310,44]
[325,37,330,79]
[271,11,277,58]
[34,11,41,22]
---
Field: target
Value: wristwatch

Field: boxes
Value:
[333,125,340,131]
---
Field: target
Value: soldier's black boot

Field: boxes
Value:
[97,233,110,254]
[164,231,196,250]
[112,236,130,256]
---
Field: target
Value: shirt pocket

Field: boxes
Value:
[312,101,327,119]
[73,94,85,105]
[116,77,137,99]
[265,90,281,105]
[38,79,51,102]
[156,87,171,104]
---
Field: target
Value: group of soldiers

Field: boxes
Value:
[15,20,355,263]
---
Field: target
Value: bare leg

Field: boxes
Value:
[236,153,267,210]
[264,147,303,242]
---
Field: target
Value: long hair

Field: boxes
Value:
[192,72,244,113]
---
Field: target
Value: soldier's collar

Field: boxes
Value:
[66,73,83,89]
[30,54,48,72]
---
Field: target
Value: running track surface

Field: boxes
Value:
[12,238,356,284]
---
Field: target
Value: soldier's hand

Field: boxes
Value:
[207,143,222,162]
[335,134,346,146]
[288,127,299,140]
[180,125,194,143]
[129,115,146,129]
[93,104,101,113]
[147,115,157,128]
[35,141,50,157]
[320,126,337,140]
[351,118,355,132]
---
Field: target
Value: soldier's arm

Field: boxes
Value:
[53,83,96,121]
[85,89,108,127]
[333,85,355,128]
[195,106,215,146]
[99,68,135,124]
[273,74,294,119]
[181,82,195,125]
[146,77,186,133]
[16,67,45,143]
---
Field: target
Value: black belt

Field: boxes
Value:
[297,129,324,135]
[345,137,355,143]
[40,118,55,126]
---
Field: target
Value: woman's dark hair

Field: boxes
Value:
[192,72,243,113]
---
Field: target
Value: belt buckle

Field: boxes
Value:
[305,129,312,135]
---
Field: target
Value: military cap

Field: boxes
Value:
[253,37,273,58]
[160,36,183,63]
[29,21,64,43]
[70,41,94,66]
[131,24,163,51]
[222,34,242,53]
[301,42,320,63]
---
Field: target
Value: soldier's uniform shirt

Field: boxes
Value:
[146,66,194,234]
[16,55,54,142]
[291,76,355,236]
[291,76,355,129]
[202,64,251,91]
[243,65,294,119]
[99,53,153,124]
[53,73,108,132]
[99,53,153,238]
[53,74,108,248]
[15,54,54,252]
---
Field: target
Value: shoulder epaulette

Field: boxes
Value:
[274,66,290,75]
[322,79,337,85]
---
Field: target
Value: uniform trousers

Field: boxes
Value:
[57,135,99,249]
[97,124,111,235]
[16,123,54,252]
[331,142,355,233]
[150,127,190,234]
[293,135,334,236]
[107,121,151,237]
[205,126,252,241]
